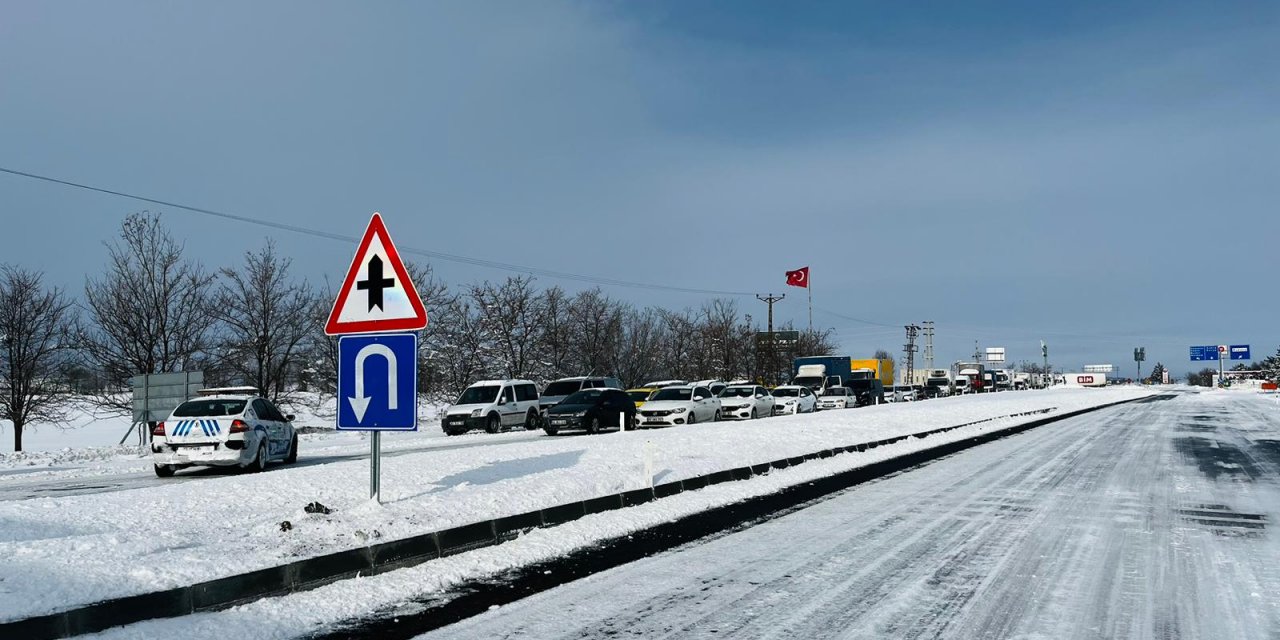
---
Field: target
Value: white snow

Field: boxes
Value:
[0,387,1150,625]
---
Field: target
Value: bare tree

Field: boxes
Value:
[569,289,624,376]
[613,307,666,388]
[405,261,457,397]
[536,286,574,380]
[469,276,543,379]
[213,240,316,401]
[79,212,218,413]
[0,266,76,451]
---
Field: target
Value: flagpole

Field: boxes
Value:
[807,270,813,334]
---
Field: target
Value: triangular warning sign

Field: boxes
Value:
[325,213,428,336]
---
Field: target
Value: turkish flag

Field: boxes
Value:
[786,267,809,288]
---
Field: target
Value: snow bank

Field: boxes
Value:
[0,387,1150,622]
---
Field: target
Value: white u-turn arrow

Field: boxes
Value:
[349,343,397,422]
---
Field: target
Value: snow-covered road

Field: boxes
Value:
[423,391,1280,640]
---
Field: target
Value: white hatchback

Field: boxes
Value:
[151,392,298,477]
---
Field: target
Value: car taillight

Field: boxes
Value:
[229,420,250,433]
[151,422,165,436]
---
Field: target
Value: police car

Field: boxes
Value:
[150,387,298,477]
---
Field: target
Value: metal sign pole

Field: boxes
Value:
[370,431,381,503]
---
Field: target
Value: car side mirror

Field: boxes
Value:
[286,414,296,422]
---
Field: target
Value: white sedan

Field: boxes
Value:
[151,389,298,477]
[771,385,818,415]
[817,387,854,410]
[717,384,775,420]
[638,385,721,427]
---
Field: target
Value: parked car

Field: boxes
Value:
[625,387,659,408]
[817,387,854,410]
[637,385,721,427]
[897,386,921,402]
[151,390,298,477]
[443,379,541,435]
[641,379,686,388]
[716,384,775,420]
[543,388,636,435]
[693,379,729,397]
[770,385,818,414]
[882,385,899,403]
[540,376,624,413]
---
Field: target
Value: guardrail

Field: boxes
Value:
[2,398,1149,639]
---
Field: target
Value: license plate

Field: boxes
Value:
[183,446,214,457]
[551,419,568,426]
[642,420,664,425]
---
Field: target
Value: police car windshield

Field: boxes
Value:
[720,387,755,398]
[772,388,799,397]
[174,399,247,417]
[457,385,500,405]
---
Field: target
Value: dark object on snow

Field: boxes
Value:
[279,520,293,532]
[304,501,333,515]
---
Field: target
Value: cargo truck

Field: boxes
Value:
[792,356,892,407]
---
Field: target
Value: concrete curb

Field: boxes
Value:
[2,396,1147,638]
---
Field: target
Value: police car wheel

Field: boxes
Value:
[250,443,268,473]
[154,464,175,478]
[284,435,298,464]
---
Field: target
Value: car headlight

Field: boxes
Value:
[471,408,483,417]
[785,400,796,405]
[672,407,688,414]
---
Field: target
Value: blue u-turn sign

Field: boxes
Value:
[337,333,418,431]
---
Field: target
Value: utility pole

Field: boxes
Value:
[1041,340,1049,388]
[922,321,935,370]
[904,324,921,386]
[1134,347,1145,384]
[757,293,785,385]
[974,340,982,363]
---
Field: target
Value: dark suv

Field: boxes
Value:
[543,388,636,435]
[539,376,624,413]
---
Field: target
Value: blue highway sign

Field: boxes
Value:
[337,333,418,431]
[1189,345,1219,361]
[1187,345,1218,360]
[1229,345,1251,360]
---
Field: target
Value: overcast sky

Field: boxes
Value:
[2,1,1276,376]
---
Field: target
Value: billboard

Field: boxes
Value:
[131,371,204,423]
[984,347,1006,363]
[1083,364,1115,373]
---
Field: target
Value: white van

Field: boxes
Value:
[443,379,541,435]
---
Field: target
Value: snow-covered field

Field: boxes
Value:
[0,394,450,483]
[0,387,1150,625]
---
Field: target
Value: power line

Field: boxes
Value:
[0,166,757,298]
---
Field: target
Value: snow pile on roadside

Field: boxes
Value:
[0,387,1151,622]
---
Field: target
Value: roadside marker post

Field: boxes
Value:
[327,213,428,503]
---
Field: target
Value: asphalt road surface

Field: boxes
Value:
[421,392,1280,639]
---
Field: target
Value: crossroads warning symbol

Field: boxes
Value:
[324,213,428,335]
